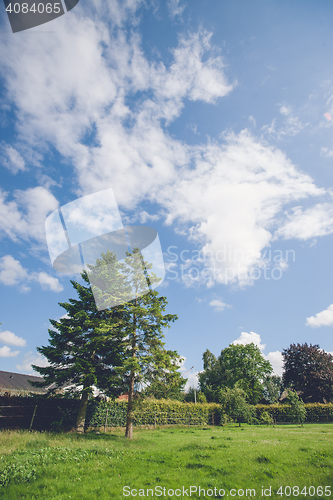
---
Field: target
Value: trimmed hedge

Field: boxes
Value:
[255,403,333,423]
[87,399,222,428]
[1,395,333,430]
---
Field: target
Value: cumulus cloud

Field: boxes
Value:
[0,330,26,347]
[265,351,284,377]
[209,299,232,312]
[16,351,49,374]
[0,1,330,290]
[0,186,58,243]
[306,303,333,327]
[232,331,266,351]
[34,271,64,293]
[0,346,20,357]
[0,255,28,286]
[0,255,63,292]
[1,143,25,174]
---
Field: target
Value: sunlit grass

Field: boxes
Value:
[0,424,332,499]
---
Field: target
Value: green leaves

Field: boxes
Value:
[282,343,333,402]
[199,343,273,405]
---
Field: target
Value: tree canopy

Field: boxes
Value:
[199,343,273,404]
[282,343,333,402]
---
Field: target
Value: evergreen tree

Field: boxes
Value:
[118,249,178,438]
[34,249,179,436]
[79,248,179,438]
[32,265,127,432]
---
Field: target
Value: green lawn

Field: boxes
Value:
[0,424,332,499]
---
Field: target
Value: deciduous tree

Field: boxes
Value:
[199,343,273,404]
[282,343,333,402]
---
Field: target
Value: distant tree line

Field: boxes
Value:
[198,342,333,407]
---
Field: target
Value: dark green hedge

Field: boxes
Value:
[0,394,79,430]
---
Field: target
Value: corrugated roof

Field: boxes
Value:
[0,370,46,393]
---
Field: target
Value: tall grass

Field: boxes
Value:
[0,424,332,499]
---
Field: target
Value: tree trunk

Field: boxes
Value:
[125,371,135,438]
[76,391,89,433]
[125,293,137,439]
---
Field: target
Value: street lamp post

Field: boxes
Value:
[193,366,196,404]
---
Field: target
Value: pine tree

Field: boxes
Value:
[34,248,179,437]
[92,248,179,439]
[32,266,127,432]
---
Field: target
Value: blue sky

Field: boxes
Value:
[0,0,333,389]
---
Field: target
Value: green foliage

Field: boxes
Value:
[285,389,307,425]
[2,395,333,432]
[217,387,254,425]
[184,389,207,403]
[304,402,333,422]
[282,343,333,402]
[199,343,273,404]
[32,266,128,431]
[87,399,222,427]
[262,375,283,403]
[255,403,333,423]
[33,269,127,398]
[89,248,180,438]
[139,358,186,400]
[259,411,273,425]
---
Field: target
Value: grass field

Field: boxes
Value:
[0,424,332,499]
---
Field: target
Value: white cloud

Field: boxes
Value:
[178,356,199,391]
[263,104,308,140]
[184,370,199,391]
[209,299,232,312]
[265,351,283,377]
[0,186,59,243]
[232,331,266,351]
[0,3,330,290]
[16,351,49,375]
[0,346,20,357]
[275,203,333,241]
[1,143,25,174]
[160,130,323,286]
[306,303,333,327]
[167,0,185,18]
[0,330,26,347]
[321,147,333,158]
[0,255,63,292]
[33,271,64,293]
[0,255,28,286]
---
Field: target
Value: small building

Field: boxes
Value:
[118,392,130,401]
[0,370,47,395]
